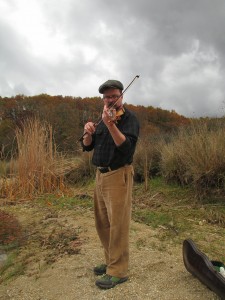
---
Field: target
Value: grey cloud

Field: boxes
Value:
[0,0,225,116]
[0,19,51,95]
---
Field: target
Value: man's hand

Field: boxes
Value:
[84,122,96,135]
[102,105,116,127]
[83,122,96,146]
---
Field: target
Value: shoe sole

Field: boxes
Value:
[183,239,225,299]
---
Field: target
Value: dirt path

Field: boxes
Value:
[0,203,219,300]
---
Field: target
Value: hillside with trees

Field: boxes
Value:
[0,94,189,158]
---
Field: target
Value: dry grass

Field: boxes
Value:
[160,121,225,197]
[0,118,77,199]
[65,151,95,184]
[133,137,161,188]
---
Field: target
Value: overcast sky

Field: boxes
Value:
[0,0,225,117]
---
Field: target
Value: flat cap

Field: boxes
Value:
[98,79,124,94]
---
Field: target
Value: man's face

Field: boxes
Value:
[102,88,123,109]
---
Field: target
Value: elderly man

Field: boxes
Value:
[81,79,139,289]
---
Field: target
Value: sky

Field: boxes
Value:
[0,0,225,117]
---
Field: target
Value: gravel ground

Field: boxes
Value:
[0,208,220,300]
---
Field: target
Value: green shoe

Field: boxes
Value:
[95,274,128,289]
[93,264,107,275]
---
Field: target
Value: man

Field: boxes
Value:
[81,79,139,289]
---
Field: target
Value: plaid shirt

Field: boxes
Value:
[81,107,139,168]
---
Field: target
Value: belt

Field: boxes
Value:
[97,166,113,173]
[97,164,130,174]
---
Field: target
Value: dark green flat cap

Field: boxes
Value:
[98,79,124,94]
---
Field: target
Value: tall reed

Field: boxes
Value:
[0,118,70,199]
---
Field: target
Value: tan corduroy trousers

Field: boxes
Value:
[94,165,134,278]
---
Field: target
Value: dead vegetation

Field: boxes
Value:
[0,210,23,247]
[0,202,82,283]
[0,118,78,200]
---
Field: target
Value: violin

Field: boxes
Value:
[107,106,125,124]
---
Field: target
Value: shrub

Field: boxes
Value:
[133,136,162,183]
[160,121,225,197]
[0,160,11,177]
[0,210,23,246]
[65,152,95,184]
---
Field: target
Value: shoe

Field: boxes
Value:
[95,274,128,289]
[93,264,107,275]
[183,239,225,300]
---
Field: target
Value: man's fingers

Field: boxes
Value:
[84,122,95,134]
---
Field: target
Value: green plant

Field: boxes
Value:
[132,209,172,228]
[39,194,93,210]
[0,251,25,282]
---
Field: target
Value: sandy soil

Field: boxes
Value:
[0,202,219,300]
